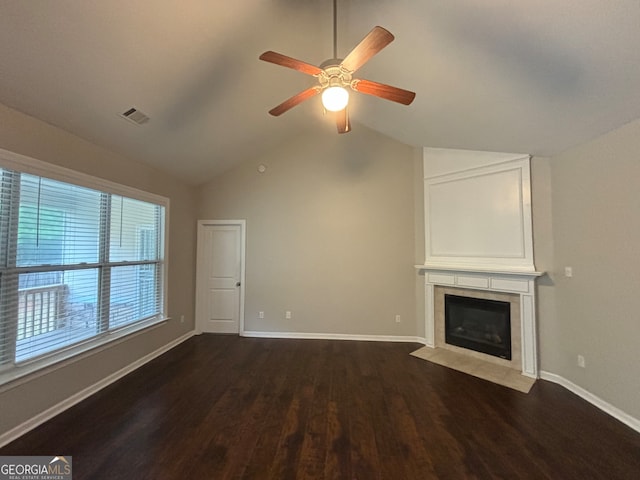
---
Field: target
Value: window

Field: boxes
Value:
[0,151,167,381]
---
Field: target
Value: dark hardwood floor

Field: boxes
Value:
[2,335,639,479]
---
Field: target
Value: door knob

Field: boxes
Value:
[236,282,241,287]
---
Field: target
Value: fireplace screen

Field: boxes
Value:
[444,294,512,360]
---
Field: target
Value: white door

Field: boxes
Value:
[196,221,245,334]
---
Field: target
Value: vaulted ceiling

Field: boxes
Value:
[1,1,639,184]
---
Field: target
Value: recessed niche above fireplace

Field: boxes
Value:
[445,294,512,360]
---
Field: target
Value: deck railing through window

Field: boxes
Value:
[17,284,66,340]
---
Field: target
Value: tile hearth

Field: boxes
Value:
[411,346,536,393]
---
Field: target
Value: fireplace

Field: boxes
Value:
[444,294,512,360]
[425,274,539,377]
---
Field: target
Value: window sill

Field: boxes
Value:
[0,317,168,393]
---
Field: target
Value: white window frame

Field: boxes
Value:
[0,148,169,389]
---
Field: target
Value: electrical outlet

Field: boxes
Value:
[180,315,184,324]
[395,314,401,323]
[577,354,586,368]
[564,266,573,277]
[285,311,292,319]
[259,311,264,319]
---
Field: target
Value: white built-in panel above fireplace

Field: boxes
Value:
[423,148,535,273]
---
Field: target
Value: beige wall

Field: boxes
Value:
[0,103,198,438]
[548,118,640,420]
[198,126,418,337]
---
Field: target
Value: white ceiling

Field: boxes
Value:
[1,0,639,185]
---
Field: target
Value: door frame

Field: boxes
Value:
[195,219,246,335]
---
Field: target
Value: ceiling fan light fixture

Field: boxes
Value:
[322,86,349,112]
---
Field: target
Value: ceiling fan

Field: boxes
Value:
[259,0,416,134]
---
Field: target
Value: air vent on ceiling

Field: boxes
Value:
[120,107,150,125]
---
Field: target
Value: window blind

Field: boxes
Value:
[0,166,165,372]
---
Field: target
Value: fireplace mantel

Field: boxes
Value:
[415,265,544,378]
[415,265,545,277]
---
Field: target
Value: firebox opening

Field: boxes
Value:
[444,294,512,360]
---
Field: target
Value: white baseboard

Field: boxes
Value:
[0,330,195,449]
[242,330,425,344]
[539,370,640,434]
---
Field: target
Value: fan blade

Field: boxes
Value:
[335,107,351,134]
[341,26,394,73]
[259,51,323,76]
[352,79,416,105]
[268,86,321,116]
